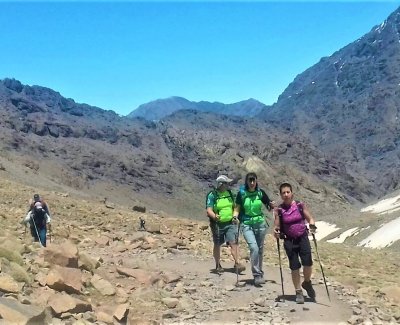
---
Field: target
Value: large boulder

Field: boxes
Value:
[47,292,92,316]
[78,252,101,272]
[0,297,46,324]
[0,274,21,293]
[90,274,116,296]
[44,241,79,268]
[46,265,82,294]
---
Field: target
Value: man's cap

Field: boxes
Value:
[216,175,233,183]
[33,194,40,200]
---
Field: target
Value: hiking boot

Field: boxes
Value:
[254,276,263,287]
[216,264,224,274]
[295,290,305,304]
[259,275,266,284]
[234,263,246,273]
[302,280,316,300]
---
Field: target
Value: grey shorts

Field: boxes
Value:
[210,221,238,246]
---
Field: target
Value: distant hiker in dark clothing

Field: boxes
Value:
[234,172,275,286]
[206,175,245,274]
[23,194,51,246]
[29,193,50,215]
[139,217,146,231]
[274,182,317,303]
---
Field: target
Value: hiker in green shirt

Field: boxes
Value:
[206,175,246,274]
[234,172,275,286]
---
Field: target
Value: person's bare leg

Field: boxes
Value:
[230,243,239,264]
[303,266,312,282]
[291,269,301,290]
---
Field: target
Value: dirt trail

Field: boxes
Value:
[146,252,352,324]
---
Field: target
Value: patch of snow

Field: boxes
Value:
[361,193,400,214]
[313,221,340,241]
[358,216,400,249]
[327,227,359,244]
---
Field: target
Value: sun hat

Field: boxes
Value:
[216,175,233,183]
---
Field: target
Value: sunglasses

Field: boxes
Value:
[248,177,256,183]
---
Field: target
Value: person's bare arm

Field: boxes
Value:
[303,204,316,233]
[206,207,219,221]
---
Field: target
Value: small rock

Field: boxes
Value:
[162,297,179,308]
[254,298,265,307]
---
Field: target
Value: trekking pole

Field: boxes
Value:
[216,222,222,276]
[31,216,44,247]
[311,233,331,301]
[276,238,285,302]
[48,224,52,243]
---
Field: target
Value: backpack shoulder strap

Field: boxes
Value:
[227,189,234,201]
[206,190,216,206]
[295,201,305,219]
[228,189,235,208]
[277,205,284,232]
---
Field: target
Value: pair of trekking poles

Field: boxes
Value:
[24,216,52,247]
[276,232,330,302]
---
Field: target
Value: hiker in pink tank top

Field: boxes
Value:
[273,182,317,304]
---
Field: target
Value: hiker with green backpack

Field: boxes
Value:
[206,175,246,274]
[233,172,275,286]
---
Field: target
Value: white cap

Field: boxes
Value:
[216,175,233,183]
[34,202,43,209]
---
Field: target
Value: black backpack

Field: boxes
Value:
[31,206,47,228]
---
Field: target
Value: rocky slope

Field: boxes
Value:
[0,176,399,324]
[258,7,400,199]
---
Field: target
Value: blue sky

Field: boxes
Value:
[0,1,399,116]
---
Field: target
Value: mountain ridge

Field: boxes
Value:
[128,96,268,120]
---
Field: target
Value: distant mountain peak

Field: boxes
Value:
[127,97,268,120]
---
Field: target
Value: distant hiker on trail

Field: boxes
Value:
[273,182,317,304]
[139,216,146,231]
[233,172,275,287]
[23,194,51,247]
[29,193,50,216]
[206,175,246,274]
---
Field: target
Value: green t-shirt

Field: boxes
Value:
[236,188,270,225]
[206,190,234,223]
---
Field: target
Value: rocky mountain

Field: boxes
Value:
[0,78,361,222]
[128,96,267,120]
[258,7,400,199]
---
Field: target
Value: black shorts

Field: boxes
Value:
[283,234,313,270]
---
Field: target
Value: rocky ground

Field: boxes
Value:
[0,177,399,324]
